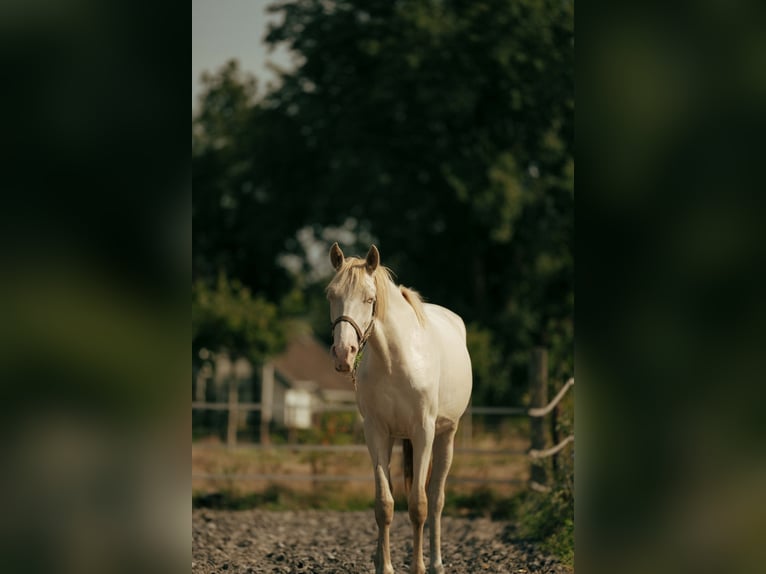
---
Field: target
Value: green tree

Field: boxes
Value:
[263,0,574,388]
[192,273,286,363]
[193,61,314,301]
[192,0,574,401]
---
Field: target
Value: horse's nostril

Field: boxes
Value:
[331,345,337,357]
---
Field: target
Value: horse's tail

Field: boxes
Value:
[403,438,414,497]
[402,438,432,497]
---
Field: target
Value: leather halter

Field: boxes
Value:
[331,300,377,349]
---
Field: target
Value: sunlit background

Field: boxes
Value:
[191,0,574,570]
[1,0,764,572]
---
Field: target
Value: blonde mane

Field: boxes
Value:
[400,286,427,326]
[326,256,426,326]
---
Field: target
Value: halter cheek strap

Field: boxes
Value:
[331,301,377,348]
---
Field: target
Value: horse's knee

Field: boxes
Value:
[375,493,394,526]
[375,466,394,526]
[408,489,427,525]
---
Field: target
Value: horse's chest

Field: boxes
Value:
[355,377,434,436]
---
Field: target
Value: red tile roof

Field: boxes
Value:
[271,334,354,392]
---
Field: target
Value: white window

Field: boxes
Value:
[284,388,312,429]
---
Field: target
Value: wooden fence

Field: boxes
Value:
[192,348,573,490]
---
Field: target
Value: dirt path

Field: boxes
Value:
[192,509,572,573]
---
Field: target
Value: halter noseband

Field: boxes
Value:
[331,300,377,349]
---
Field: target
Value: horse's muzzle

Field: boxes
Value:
[332,344,356,373]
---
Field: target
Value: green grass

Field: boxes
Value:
[443,486,518,519]
[443,486,574,565]
[510,488,574,567]
[193,484,374,512]
[193,484,519,516]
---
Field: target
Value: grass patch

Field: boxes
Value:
[510,488,574,566]
[193,484,374,512]
[444,486,518,520]
[192,483,521,517]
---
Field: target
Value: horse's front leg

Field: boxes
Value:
[408,422,435,574]
[427,428,457,574]
[365,425,395,574]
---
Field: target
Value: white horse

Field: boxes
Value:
[327,243,472,574]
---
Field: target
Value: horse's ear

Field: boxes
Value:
[366,245,380,273]
[330,242,345,270]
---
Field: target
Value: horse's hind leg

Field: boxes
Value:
[426,428,457,574]
[366,427,395,574]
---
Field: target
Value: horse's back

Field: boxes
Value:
[425,303,466,337]
[424,304,473,424]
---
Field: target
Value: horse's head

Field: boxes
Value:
[326,242,380,373]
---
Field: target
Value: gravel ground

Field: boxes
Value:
[192,509,573,574]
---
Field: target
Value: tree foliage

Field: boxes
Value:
[192,273,286,363]
[192,0,573,402]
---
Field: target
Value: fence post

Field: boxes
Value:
[550,380,560,478]
[227,377,238,447]
[260,362,274,445]
[529,347,550,486]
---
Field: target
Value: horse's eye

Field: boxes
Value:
[366,297,375,304]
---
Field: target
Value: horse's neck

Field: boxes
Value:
[367,280,421,375]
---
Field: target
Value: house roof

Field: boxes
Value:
[271,334,354,392]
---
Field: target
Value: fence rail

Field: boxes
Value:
[528,378,574,417]
[192,442,530,456]
[191,387,569,419]
[529,434,575,459]
[192,473,527,485]
[193,348,573,489]
[192,401,263,411]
